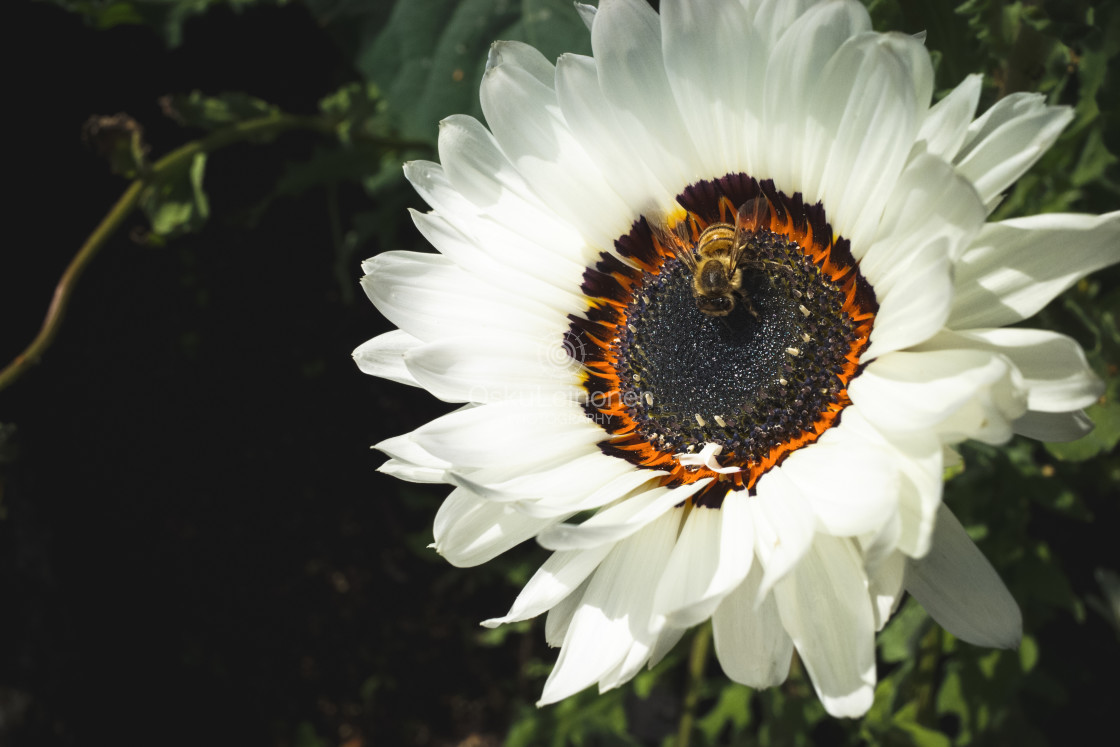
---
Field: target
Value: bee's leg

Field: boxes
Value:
[739,291,759,320]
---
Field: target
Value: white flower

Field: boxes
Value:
[354,0,1120,718]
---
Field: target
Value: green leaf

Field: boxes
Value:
[936,665,970,737]
[475,619,529,647]
[49,0,287,46]
[511,0,595,63]
[353,0,514,141]
[1045,369,1120,462]
[269,146,385,199]
[1070,128,1118,187]
[140,151,210,238]
[319,82,392,146]
[696,683,752,742]
[311,0,592,143]
[879,597,930,664]
[1016,541,1084,620]
[861,675,898,730]
[160,90,280,130]
[1019,634,1039,673]
[1046,398,1120,461]
[868,700,953,747]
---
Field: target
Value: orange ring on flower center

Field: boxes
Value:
[566,175,877,505]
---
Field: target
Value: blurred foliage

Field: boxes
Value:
[140,150,210,238]
[13,0,1120,745]
[160,90,282,130]
[48,0,289,45]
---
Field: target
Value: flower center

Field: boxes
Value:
[568,175,877,506]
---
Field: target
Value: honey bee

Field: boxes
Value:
[668,197,775,318]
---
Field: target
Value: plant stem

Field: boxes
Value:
[0,113,421,392]
[0,179,145,393]
[914,624,943,727]
[676,623,712,747]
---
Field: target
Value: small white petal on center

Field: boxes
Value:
[675,442,743,474]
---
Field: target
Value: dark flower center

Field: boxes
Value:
[567,175,877,506]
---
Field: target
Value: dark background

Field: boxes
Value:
[1,2,542,744]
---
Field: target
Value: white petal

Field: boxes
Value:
[537,479,711,551]
[867,551,906,631]
[545,576,588,647]
[406,151,590,291]
[1013,409,1094,442]
[554,53,677,218]
[480,40,634,249]
[761,0,871,194]
[949,212,1120,329]
[452,449,640,504]
[859,509,902,572]
[592,0,703,192]
[434,115,599,267]
[450,449,670,521]
[432,487,562,567]
[857,154,985,359]
[408,207,585,313]
[712,558,793,688]
[864,244,952,359]
[662,0,767,177]
[750,468,816,597]
[538,510,679,705]
[435,114,528,209]
[404,334,584,404]
[917,73,982,161]
[646,624,688,671]
[486,38,555,86]
[733,0,813,172]
[918,328,1103,413]
[773,535,876,718]
[401,158,459,217]
[522,467,673,519]
[653,492,755,628]
[752,0,827,47]
[859,153,984,271]
[597,616,667,693]
[803,31,931,250]
[781,429,900,538]
[373,433,447,465]
[352,329,423,386]
[675,443,742,474]
[905,504,1022,648]
[373,433,452,480]
[574,2,596,31]
[837,408,943,559]
[361,251,558,342]
[411,400,603,470]
[420,203,587,298]
[377,458,446,484]
[482,544,614,627]
[953,93,1073,209]
[849,348,1027,443]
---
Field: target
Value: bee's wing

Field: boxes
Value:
[729,197,772,267]
[654,218,697,270]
